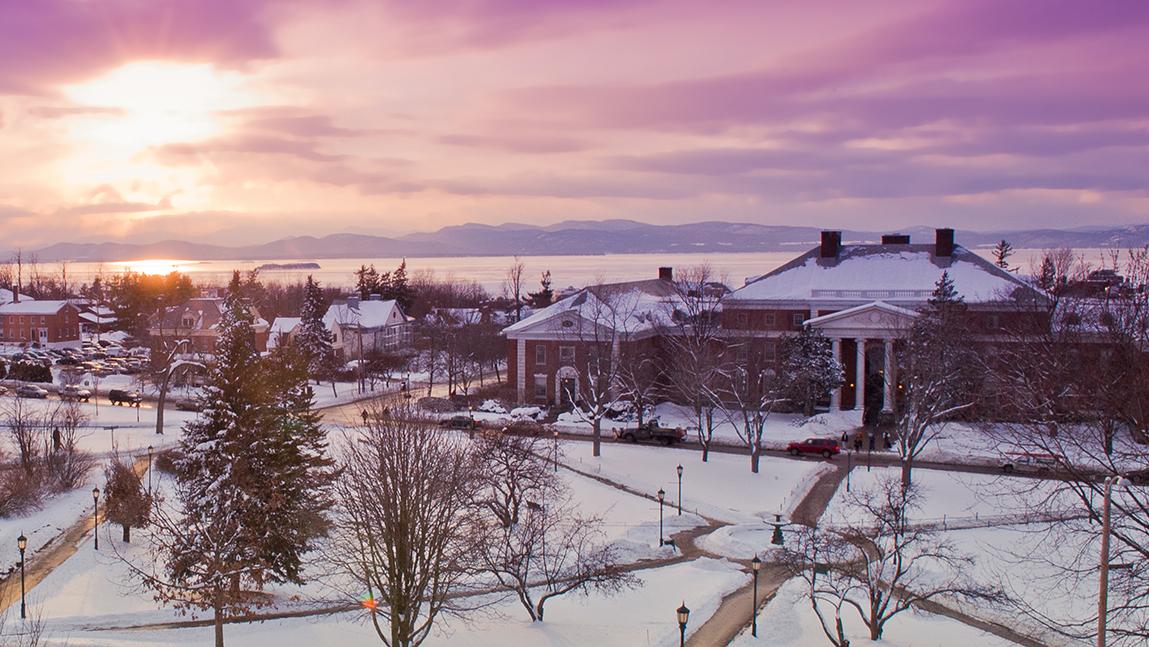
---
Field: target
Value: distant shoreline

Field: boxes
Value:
[255,262,322,271]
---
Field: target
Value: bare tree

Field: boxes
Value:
[786,476,1001,643]
[1,397,45,480]
[151,339,206,435]
[471,432,555,528]
[894,272,977,487]
[661,265,729,462]
[718,364,782,473]
[477,491,636,622]
[329,414,482,647]
[505,256,526,323]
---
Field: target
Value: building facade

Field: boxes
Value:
[148,298,271,355]
[324,295,412,361]
[0,301,82,348]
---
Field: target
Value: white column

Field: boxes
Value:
[853,338,866,411]
[882,338,894,413]
[830,337,842,410]
[516,339,526,403]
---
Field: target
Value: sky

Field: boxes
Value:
[0,0,1146,247]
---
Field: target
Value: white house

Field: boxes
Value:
[267,317,302,350]
[323,295,412,360]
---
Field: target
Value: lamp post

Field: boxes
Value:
[553,429,559,473]
[1099,475,1130,647]
[17,533,27,620]
[91,486,100,551]
[676,464,684,516]
[846,449,852,492]
[676,602,690,647]
[657,488,666,546]
[751,555,762,637]
[147,445,154,493]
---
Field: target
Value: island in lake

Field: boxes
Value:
[255,262,322,271]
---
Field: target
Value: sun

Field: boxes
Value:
[62,60,260,151]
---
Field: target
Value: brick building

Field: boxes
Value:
[148,297,271,355]
[0,300,82,348]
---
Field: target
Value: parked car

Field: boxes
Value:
[500,418,544,436]
[440,415,478,430]
[614,419,688,446]
[1000,452,1059,473]
[15,385,49,399]
[59,385,92,402]
[174,399,202,412]
[108,389,142,406]
[787,437,841,458]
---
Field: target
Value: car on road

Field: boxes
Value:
[1000,451,1060,473]
[440,415,478,430]
[500,418,544,436]
[15,384,49,399]
[59,385,92,402]
[615,419,687,446]
[174,399,202,412]
[108,389,142,406]
[787,437,841,458]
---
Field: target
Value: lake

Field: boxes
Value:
[57,248,1074,295]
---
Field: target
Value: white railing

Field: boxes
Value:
[811,289,933,299]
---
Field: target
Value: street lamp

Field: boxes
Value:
[751,555,762,637]
[91,486,100,551]
[147,445,154,493]
[17,533,27,620]
[657,488,666,546]
[676,601,690,647]
[1099,475,1131,647]
[676,464,684,516]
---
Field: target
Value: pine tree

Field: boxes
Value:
[354,264,380,300]
[150,271,337,646]
[295,275,335,385]
[779,327,845,417]
[927,270,963,310]
[992,239,1014,270]
[103,454,153,542]
[390,259,414,312]
[528,270,554,307]
[1037,256,1057,293]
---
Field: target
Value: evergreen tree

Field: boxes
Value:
[527,270,554,307]
[149,271,337,645]
[779,327,845,417]
[295,275,335,384]
[1036,256,1057,294]
[390,259,414,312]
[354,264,381,300]
[927,270,962,310]
[103,454,153,542]
[992,239,1014,269]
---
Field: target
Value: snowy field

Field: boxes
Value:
[730,578,1018,647]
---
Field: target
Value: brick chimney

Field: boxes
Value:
[658,267,673,282]
[820,231,842,258]
[935,228,955,257]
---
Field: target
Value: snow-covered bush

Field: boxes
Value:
[478,399,507,414]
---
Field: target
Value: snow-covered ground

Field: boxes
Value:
[730,578,1017,647]
[561,443,832,524]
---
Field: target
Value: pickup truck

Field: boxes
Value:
[614,420,687,446]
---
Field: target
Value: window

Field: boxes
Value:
[535,344,547,365]
[987,314,1001,330]
[791,313,805,327]
[736,312,748,327]
[559,345,575,363]
[764,342,777,362]
[736,344,748,364]
[764,312,775,326]
[533,374,547,399]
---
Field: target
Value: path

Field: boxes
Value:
[0,452,153,616]
[685,465,845,647]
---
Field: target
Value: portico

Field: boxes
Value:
[804,301,919,414]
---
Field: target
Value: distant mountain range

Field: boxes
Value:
[18,220,1149,262]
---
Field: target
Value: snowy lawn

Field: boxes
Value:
[729,578,1018,647]
[822,466,1064,527]
[29,557,747,647]
[561,442,833,524]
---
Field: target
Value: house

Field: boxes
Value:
[722,228,1047,414]
[503,269,681,406]
[0,300,82,348]
[0,288,34,304]
[148,298,271,354]
[79,305,118,336]
[267,317,302,350]
[323,295,412,360]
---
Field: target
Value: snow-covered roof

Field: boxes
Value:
[0,289,33,304]
[730,244,1041,305]
[324,299,405,330]
[0,300,74,315]
[89,305,115,316]
[79,311,117,323]
[504,279,680,337]
[804,301,920,327]
[150,298,268,332]
[267,317,302,350]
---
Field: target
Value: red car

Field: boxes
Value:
[787,438,841,458]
